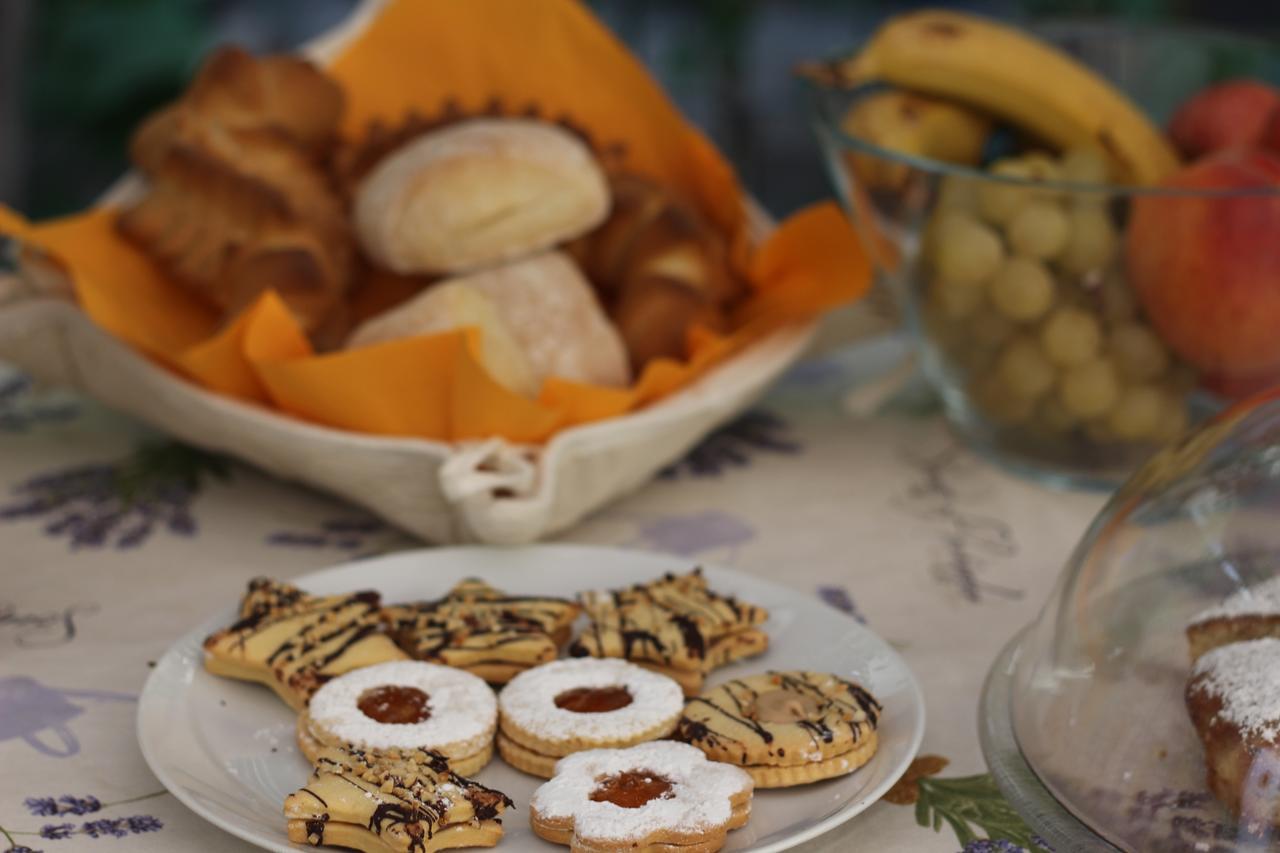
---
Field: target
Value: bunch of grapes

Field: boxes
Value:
[921,147,1193,446]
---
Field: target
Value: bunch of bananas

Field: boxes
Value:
[806,9,1180,187]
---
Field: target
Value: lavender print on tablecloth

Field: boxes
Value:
[0,676,135,758]
[0,376,78,433]
[660,409,800,478]
[628,510,755,559]
[0,443,228,549]
[267,514,390,551]
[817,585,867,624]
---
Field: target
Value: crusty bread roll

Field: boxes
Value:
[346,251,630,393]
[353,119,610,275]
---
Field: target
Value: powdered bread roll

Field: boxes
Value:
[347,281,538,397]
[346,251,630,392]
[354,118,610,275]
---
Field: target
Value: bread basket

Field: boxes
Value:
[0,0,834,545]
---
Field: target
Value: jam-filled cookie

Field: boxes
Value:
[285,745,512,853]
[203,577,407,711]
[530,740,753,853]
[383,579,580,684]
[569,569,769,696]
[298,660,497,775]
[679,671,881,788]
[497,658,684,778]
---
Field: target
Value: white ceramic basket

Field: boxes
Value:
[0,0,829,545]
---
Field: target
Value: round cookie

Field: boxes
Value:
[530,741,753,853]
[300,660,496,774]
[497,658,684,777]
[679,670,881,788]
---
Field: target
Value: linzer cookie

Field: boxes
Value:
[497,658,684,778]
[297,661,497,774]
[568,569,769,696]
[285,745,512,853]
[1187,576,1280,662]
[203,577,406,710]
[679,671,881,788]
[530,740,753,853]
[383,578,580,684]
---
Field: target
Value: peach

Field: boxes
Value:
[1168,79,1280,159]
[1126,148,1280,397]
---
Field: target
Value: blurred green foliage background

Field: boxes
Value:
[0,0,1274,218]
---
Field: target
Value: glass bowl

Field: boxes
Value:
[808,22,1280,489]
[981,387,1280,850]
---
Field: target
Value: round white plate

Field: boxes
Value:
[137,545,924,851]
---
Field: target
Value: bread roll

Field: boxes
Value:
[354,119,610,275]
[346,251,630,393]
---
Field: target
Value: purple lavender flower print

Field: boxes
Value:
[21,802,56,819]
[660,409,800,478]
[267,515,389,550]
[38,824,73,840]
[0,375,78,433]
[0,443,228,549]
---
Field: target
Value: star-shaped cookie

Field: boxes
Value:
[203,577,407,710]
[568,569,769,695]
[285,746,512,853]
[382,578,579,683]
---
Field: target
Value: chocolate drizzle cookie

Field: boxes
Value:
[568,569,769,695]
[203,577,407,710]
[298,661,497,775]
[285,745,512,853]
[679,671,881,788]
[383,579,580,684]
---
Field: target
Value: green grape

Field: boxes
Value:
[1109,322,1169,382]
[1150,390,1190,444]
[1099,269,1138,324]
[968,305,1015,350]
[930,212,1004,286]
[996,336,1056,400]
[1106,384,1162,441]
[1060,146,1111,185]
[988,257,1056,322]
[1007,200,1070,260]
[936,175,980,211]
[1035,394,1080,433]
[1059,358,1120,419]
[1058,205,1118,276]
[930,277,984,320]
[1040,306,1102,367]
[972,374,1034,426]
[978,159,1035,225]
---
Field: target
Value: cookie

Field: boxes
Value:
[297,660,496,775]
[679,671,881,788]
[383,578,580,683]
[1187,576,1280,662]
[203,577,406,711]
[530,741,753,853]
[285,746,512,853]
[497,658,684,778]
[568,569,769,696]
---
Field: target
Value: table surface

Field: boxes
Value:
[0,338,1112,853]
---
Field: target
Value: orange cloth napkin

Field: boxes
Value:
[0,0,871,443]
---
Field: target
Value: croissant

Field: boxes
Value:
[118,47,352,338]
[570,174,746,368]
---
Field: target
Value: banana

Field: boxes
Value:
[839,90,990,191]
[805,9,1180,185]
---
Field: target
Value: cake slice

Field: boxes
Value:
[1187,576,1280,662]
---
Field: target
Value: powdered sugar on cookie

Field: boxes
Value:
[499,658,683,743]
[531,741,752,844]
[1191,637,1280,744]
[308,660,496,755]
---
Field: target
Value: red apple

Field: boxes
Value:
[1126,148,1280,398]
[1168,79,1280,159]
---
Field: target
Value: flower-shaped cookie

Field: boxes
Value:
[529,741,753,852]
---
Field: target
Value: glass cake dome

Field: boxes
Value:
[981,388,1280,851]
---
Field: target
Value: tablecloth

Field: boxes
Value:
[0,336,1121,853]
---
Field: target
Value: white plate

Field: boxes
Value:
[137,545,924,851]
